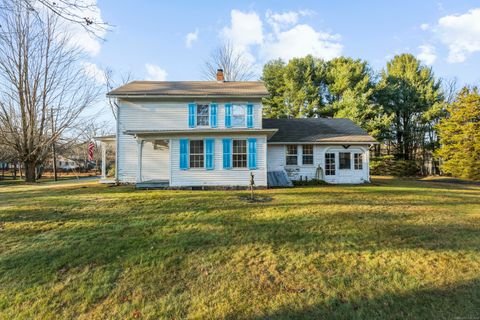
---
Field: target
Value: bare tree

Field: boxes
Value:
[104,67,132,119]
[0,0,100,182]
[203,41,256,81]
[0,0,111,36]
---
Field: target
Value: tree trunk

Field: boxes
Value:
[24,161,36,183]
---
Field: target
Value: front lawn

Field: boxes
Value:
[0,177,479,319]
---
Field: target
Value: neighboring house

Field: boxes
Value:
[56,156,82,170]
[100,70,377,188]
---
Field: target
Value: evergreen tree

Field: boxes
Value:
[376,54,443,160]
[326,57,392,140]
[436,87,480,180]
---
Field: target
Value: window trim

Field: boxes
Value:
[285,144,298,166]
[339,152,352,170]
[354,153,363,170]
[301,144,314,166]
[325,152,336,176]
[195,104,210,127]
[232,139,248,169]
[189,139,205,169]
[231,104,247,128]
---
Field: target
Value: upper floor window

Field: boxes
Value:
[196,104,209,126]
[302,145,313,165]
[339,152,351,169]
[232,104,246,127]
[286,145,298,165]
[189,140,204,168]
[232,139,247,168]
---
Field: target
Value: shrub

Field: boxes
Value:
[293,178,328,186]
[370,156,420,176]
[107,164,115,177]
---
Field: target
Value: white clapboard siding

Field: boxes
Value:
[117,100,265,184]
[118,100,262,130]
[170,134,267,187]
[267,144,370,184]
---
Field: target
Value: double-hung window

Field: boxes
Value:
[196,104,209,126]
[354,153,363,170]
[325,153,336,175]
[339,152,351,170]
[286,145,298,165]
[302,145,313,165]
[232,140,247,168]
[232,104,246,127]
[189,140,204,168]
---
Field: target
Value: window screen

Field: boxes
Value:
[339,152,351,169]
[302,145,313,165]
[196,104,209,126]
[286,145,298,165]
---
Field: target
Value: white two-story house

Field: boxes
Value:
[98,70,377,188]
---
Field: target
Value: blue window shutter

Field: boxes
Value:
[225,104,232,128]
[188,103,196,128]
[248,138,257,169]
[205,139,214,170]
[222,138,232,169]
[180,139,189,170]
[247,104,254,128]
[210,104,217,128]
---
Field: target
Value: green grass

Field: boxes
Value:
[0,177,479,319]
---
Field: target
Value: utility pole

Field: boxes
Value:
[51,108,58,181]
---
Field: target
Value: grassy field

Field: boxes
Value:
[0,177,479,319]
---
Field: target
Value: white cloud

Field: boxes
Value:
[221,10,264,54]
[220,9,342,63]
[185,28,199,48]
[81,62,105,84]
[420,23,430,31]
[262,24,342,61]
[145,64,168,81]
[265,9,315,33]
[417,44,437,65]
[436,8,480,63]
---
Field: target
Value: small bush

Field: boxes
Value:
[293,178,328,186]
[107,164,115,177]
[370,156,420,176]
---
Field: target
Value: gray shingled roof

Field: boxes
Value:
[108,81,269,98]
[263,118,377,143]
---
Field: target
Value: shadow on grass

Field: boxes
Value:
[240,278,480,319]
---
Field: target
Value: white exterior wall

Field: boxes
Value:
[267,144,370,184]
[116,99,265,185]
[170,134,267,187]
[118,100,263,130]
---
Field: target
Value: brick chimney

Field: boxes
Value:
[216,69,224,82]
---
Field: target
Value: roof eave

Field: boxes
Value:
[106,93,269,99]
[267,140,379,144]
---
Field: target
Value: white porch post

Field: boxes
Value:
[101,142,107,179]
[136,139,144,183]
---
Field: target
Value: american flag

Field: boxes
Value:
[88,141,95,161]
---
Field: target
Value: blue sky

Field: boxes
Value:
[82,0,480,86]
